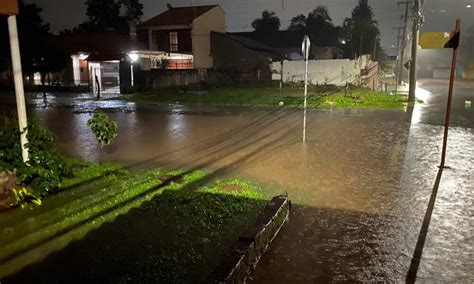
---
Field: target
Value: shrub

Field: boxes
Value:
[0,116,72,196]
[86,113,118,148]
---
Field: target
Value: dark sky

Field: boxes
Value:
[27,0,473,54]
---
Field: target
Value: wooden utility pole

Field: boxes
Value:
[409,0,424,103]
[397,1,411,86]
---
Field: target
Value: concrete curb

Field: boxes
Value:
[209,195,290,283]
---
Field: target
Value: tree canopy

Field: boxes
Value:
[0,1,68,81]
[341,0,385,60]
[288,6,339,48]
[252,10,281,35]
[70,0,143,35]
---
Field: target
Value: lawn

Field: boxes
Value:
[121,84,409,109]
[0,165,269,282]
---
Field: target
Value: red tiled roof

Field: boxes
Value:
[141,5,219,27]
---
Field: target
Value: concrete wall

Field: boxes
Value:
[271,55,373,86]
[135,69,199,89]
[192,6,225,69]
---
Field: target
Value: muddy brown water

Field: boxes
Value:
[0,80,472,282]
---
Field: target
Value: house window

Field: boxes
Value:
[169,31,178,52]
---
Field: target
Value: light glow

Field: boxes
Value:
[128,52,139,62]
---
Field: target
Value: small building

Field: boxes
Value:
[54,33,146,93]
[211,32,280,71]
[230,31,343,60]
[140,4,225,70]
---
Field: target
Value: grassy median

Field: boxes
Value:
[121,84,409,109]
[0,165,269,282]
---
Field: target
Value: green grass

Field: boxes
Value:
[120,85,409,109]
[0,165,269,282]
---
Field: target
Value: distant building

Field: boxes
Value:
[53,33,145,93]
[230,31,343,60]
[211,32,280,71]
[140,4,225,70]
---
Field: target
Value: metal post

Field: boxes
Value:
[303,58,308,143]
[8,15,29,163]
[409,0,422,102]
[440,19,461,168]
[130,64,134,87]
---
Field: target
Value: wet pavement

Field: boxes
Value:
[0,79,472,282]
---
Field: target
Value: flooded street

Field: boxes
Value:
[0,79,472,282]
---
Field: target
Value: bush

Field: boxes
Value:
[87,113,118,148]
[0,116,72,196]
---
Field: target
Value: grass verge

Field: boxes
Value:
[120,85,409,109]
[0,165,269,282]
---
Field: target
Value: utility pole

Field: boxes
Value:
[397,1,411,86]
[2,1,29,163]
[409,0,424,103]
[393,26,403,93]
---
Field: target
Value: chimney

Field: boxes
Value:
[166,3,172,9]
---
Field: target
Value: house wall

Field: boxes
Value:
[147,25,189,50]
[271,55,374,86]
[191,6,225,69]
[151,29,192,53]
[211,33,271,72]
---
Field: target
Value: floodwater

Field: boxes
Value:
[0,79,472,282]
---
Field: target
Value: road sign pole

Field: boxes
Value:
[303,58,308,143]
[440,19,461,168]
[8,15,29,163]
[301,36,310,143]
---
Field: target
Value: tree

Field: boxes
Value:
[72,0,143,35]
[287,6,340,55]
[252,10,280,35]
[342,0,382,60]
[288,14,306,31]
[0,1,68,87]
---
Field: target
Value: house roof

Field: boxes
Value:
[230,30,306,49]
[141,5,219,27]
[212,32,281,60]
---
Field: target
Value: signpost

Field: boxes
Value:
[1,0,29,162]
[301,35,310,143]
[419,19,461,168]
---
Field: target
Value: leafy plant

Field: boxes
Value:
[0,116,72,195]
[86,113,118,147]
[11,187,42,208]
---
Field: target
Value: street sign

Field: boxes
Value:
[419,31,460,49]
[301,35,311,61]
[0,0,19,15]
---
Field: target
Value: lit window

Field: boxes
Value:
[169,31,178,52]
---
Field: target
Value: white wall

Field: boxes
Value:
[192,6,225,69]
[271,55,372,86]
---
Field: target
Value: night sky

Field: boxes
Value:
[26,0,474,54]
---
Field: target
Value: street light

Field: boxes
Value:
[127,52,139,87]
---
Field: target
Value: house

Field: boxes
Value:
[210,32,281,82]
[211,32,280,71]
[53,33,146,93]
[140,4,225,70]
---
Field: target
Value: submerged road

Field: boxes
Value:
[0,79,472,282]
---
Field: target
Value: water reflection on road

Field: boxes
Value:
[0,84,472,282]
